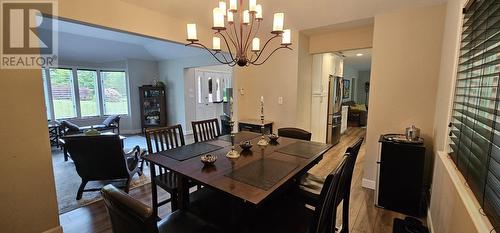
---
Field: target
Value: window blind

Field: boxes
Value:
[449,0,500,227]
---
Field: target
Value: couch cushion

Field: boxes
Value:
[103,115,120,127]
[61,120,81,132]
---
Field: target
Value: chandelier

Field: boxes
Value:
[185,0,292,67]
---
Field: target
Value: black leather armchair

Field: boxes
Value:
[101,184,220,233]
[64,134,141,200]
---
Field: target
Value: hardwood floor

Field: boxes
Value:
[59,127,417,233]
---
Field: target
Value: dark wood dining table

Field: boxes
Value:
[144,131,333,222]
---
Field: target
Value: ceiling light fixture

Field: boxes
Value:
[185,0,292,67]
[356,53,363,57]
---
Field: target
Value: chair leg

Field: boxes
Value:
[76,180,88,200]
[138,159,145,176]
[341,198,350,233]
[124,178,131,193]
[171,190,178,211]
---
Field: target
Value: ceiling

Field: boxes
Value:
[121,0,446,32]
[341,48,372,71]
[42,18,207,63]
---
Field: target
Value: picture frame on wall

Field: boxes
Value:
[343,79,350,99]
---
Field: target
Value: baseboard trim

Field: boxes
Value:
[43,225,63,233]
[361,178,376,190]
[427,208,435,233]
[121,129,142,134]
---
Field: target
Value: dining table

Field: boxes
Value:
[144,131,333,230]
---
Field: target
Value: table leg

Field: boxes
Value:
[176,175,190,210]
[150,163,159,217]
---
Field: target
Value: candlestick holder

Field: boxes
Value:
[226,120,240,158]
[257,115,268,146]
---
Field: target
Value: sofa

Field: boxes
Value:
[59,115,121,136]
[342,101,368,126]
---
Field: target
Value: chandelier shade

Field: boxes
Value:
[185,0,292,67]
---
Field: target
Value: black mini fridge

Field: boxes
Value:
[375,134,426,217]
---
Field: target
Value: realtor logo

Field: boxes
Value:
[1,1,58,69]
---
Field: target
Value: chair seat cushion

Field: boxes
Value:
[158,210,220,233]
[80,124,107,131]
[61,120,81,132]
[296,173,324,206]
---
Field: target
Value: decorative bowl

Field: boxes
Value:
[268,134,280,142]
[200,154,217,166]
[239,141,253,150]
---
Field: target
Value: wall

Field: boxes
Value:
[234,31,300,131]
[296,33,313,131]
[126,59,159,132]
[158,56,222,131]
[309,24,374,54]
[342,65,359,102]
[428,0,494,232]
[0,69,61,233]
[363,4,446,188]
[356,71,370,105]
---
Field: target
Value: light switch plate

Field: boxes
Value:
[278,96,283,104]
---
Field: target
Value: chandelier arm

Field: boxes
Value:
[231,22,241,56]
[250,46,292,66]
[221,29,238,56]
[186,43,234,65]
[244,20,260,54]
[216,31,237,62]
[243,15,256,57]
[249,34,280,63]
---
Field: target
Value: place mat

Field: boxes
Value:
[218,131,261,143]
[276,141,331,159]
[226,158,298,190]
[159,142,223,161]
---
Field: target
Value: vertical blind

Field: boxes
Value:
[449,0,500,227]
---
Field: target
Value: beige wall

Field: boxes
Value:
[296,33,313,131]
[428,0,493,232]
[363,4,446,184]
[0,70,61,233]
[309,24,374,54]
[234,32,300,130]
[58,0,213,46]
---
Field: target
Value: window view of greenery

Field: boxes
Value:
[77,70,99,117]
[49,68,76,119]
[101,71,129,115]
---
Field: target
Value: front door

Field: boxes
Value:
[195,70,217,121]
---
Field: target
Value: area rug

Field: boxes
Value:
[52,135,152,214]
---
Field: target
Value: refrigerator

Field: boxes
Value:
[326,75,343,145]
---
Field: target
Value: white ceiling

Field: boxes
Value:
[341,48,372,71]
[42,18,207,63]
[121,0,446,31]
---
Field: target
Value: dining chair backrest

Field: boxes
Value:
[338,137,364,201]
[101,184,159,233]
[64,134,129,180]
[309,156,347,233]
[192,118,221,143]
[145,124,185,154]
[278,127,312,141]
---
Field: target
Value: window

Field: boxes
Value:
[41,68,129,120]
[77,70,99,117]
[49,68,76,119]
[101,71,129,115]
[449,0,500,227]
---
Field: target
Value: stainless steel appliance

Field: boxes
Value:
[326,75,343,145]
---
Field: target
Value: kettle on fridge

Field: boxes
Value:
[405,125,420,141]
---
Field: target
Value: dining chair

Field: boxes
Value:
[297,137,364,233]
[278,127,312,141]
[144,125,188,213]
[249,156,348,233]
[101,184,220,233]
[191,118,221,142]
[63,134,141,200]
